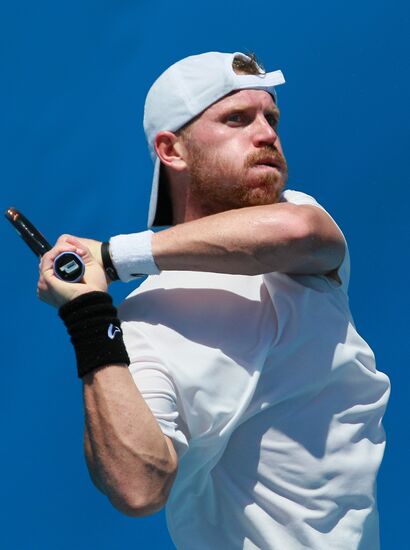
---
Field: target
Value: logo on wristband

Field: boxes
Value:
[108,323,122,340]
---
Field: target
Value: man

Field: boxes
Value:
[38,52,390,549]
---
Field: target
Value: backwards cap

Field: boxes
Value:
[143,51,285,227]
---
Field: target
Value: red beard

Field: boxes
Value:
[188,145,288,215]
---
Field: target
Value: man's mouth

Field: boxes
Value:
[245,149,288,177]
[253,158,281,170]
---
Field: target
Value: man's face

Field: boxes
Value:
[182,89,288,215]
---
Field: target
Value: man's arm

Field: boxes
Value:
[151,203,345,276]
[37,237,178,517]
[82,365,178,516]
[80,202,345,279]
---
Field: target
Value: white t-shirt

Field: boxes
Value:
[119,190,390,550]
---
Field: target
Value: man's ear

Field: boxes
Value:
[154,131,188,172]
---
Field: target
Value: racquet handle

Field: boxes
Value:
[5,207,85,283]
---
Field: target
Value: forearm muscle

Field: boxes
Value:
[152,203,345,276]
[83,365,177,516]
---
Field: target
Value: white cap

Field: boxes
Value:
[143,51,286,227]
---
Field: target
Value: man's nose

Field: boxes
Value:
[252,116,279,147]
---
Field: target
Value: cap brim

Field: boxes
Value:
[147,156,161,228]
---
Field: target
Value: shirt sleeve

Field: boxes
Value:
[120,319,190,459]
[280,189,351,291]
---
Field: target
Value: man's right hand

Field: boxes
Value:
[37,235,108,308]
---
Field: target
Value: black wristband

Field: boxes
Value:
[101,241,119,281]
[59,291,130,378]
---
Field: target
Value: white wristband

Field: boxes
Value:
[109,231,160,282]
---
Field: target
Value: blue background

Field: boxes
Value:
[1,1,408,548]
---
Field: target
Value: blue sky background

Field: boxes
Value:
[1,1,409,548]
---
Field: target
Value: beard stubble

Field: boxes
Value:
[187,144,288,216]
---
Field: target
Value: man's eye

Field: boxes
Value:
[266,114,279,128]
[226,113,245,124]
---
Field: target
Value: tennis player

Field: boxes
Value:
[38,52,390,549]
